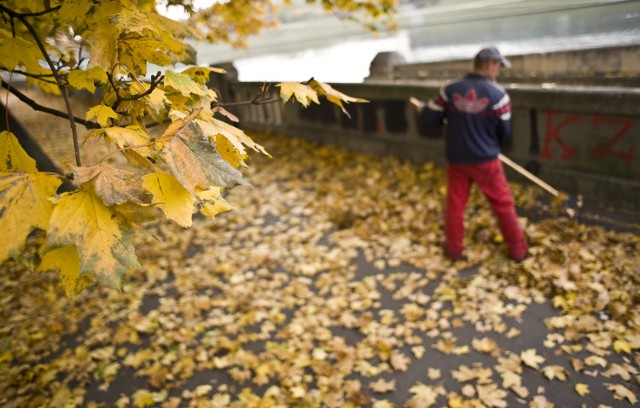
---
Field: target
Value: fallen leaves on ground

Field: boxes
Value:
[0,133,638,407]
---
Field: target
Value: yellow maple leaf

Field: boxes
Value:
[164,70,207,97]
[98,125,156,165]
[118,35,173,75]
[370,378,396,393]
[520,348,545,370]
[196,186,233,219]
[277,82,319,107]
[476,383,508,408]
[603,363,632,380]
[46,189,140,288]
[408,383,439,406]
[86,104,119,128]
[86,21,120,71]
[57,0,94,29]
[73,164,150,206]
[130,82,170,121]
[541,365,568,381]
[0,35,41,71]
[38,246,93,297]
[472,337,498,354]
[612,339,633,354]
[132,389,155,408]
[213,134,246,169]
[575,383,590,396]
[606,383,638,404]
[25,65,61,95]
[142,169,195,227]
[0,172,61,263]
[371,399,395,408]
[158,120,248,193]
[0,130,37,172]
[390,351,410,372]
[584,355,607,368]
[181,66,226,84]
[197,118,269,157]
[111,7,159,36]
[308,78,368,117]
[501,371,521,389]
[68,67,108,93]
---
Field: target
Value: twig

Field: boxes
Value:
[109,70,164,111]
[214,97,282,107]
[2,5,83,166]
[1,81,99,129]
[0,67,58,82]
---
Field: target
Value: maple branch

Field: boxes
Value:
[213,97,282,107]
[1,81,99,129]
[2,5,83,166]
[0,67,58,83]
[213,81,282,108]
[109,70,164,111]
[0,5,61,18]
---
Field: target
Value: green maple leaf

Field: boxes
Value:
[0,172,61,263]
[46,189,140,288]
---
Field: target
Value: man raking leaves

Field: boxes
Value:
[411,47,529,262]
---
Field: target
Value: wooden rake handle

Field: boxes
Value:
[498,153,559,197]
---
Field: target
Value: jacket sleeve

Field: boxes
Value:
[418,87,447,137]
[493,93,512,145]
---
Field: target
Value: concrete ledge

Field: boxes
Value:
[385,45,640,87]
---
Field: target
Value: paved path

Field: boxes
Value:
[1,134,639,407]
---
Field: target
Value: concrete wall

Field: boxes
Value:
[377,45,640,87]
[214,71,640,212]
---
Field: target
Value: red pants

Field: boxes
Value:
[445,159,528,260]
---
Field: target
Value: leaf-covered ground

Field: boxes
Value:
[1,133,639,407]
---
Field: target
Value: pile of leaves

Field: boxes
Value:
[1,134,638,407]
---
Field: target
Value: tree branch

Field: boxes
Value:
[2,5,83,166]
[0,5,61,18]
[0,67,58,83]
[213,97,282,107]
[1,81,99,129]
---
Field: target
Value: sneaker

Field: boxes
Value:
[445,247,464,261]
[509,250,528,262]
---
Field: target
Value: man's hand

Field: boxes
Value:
[409,97,425,109]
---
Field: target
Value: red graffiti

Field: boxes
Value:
[590,115,635,166]
[539,111,579,160]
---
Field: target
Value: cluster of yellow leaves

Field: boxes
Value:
[0,0,369,293]
[1,134,638,407]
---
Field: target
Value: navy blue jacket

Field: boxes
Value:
[420,73,512,164]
